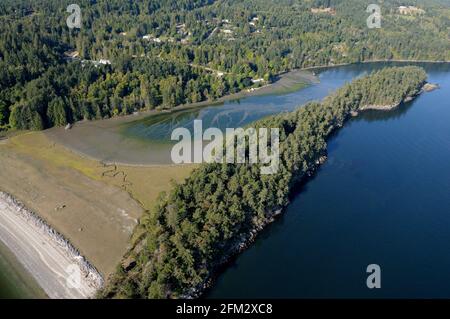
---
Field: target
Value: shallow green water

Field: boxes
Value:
[0,241,46,299]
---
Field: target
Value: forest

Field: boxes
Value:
[0,0,449,130]
[99,66,428,298]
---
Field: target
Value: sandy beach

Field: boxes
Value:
[0,192,103,299]
[0,130,192,298]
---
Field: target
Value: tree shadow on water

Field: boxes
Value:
[355,99,417,123]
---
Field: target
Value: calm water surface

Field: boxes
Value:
[207,63,450,298]
[0,241,46,299]
[123,64,367,141]
[126,62,450,298]
[2,62,449,298]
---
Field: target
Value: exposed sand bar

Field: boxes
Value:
[0,192,103,299]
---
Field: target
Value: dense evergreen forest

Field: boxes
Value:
[99,66,427,298]
[0,0,449,130]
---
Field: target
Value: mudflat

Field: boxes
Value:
[44,70,317,166]
[0,132,194,277]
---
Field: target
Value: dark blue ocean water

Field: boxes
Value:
[207,63,450,298]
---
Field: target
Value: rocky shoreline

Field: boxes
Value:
[182,81,433,298]
[359,81,437,112]
[422,82,439,92]
[182,153,329,299]
[182,208,284,298]
[0,192,104,297]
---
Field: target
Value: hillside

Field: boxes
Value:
[0,0,448,130]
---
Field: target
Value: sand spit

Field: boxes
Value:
[0,192,103,299]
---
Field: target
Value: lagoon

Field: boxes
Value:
[3,61,449,298]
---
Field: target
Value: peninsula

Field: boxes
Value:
[100,66,428,298]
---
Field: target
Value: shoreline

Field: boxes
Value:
[359,81,437,112]
[187,80,430,298]
[56,60,447,124]
[54,68,319,130]
[44,59,449,168]
[6,59,450,142]
[0,240,47,298]
[43,69,318,167]
[0,191,104,299]
[1,63,442,299]
[58,59,450,129]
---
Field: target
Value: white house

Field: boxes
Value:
[398,6,425,15]
[251,78,264,84]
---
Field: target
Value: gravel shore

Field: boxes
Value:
[0,192,103,299]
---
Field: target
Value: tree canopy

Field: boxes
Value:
[0,0,448,130]
[99,66,427,299]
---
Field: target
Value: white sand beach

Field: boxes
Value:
[0,192,103,299]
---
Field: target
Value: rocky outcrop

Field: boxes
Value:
[423,83,439,92]
[360,81,435,112]
[360,103,400,111]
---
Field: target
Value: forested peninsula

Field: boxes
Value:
[99,66,428,298]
